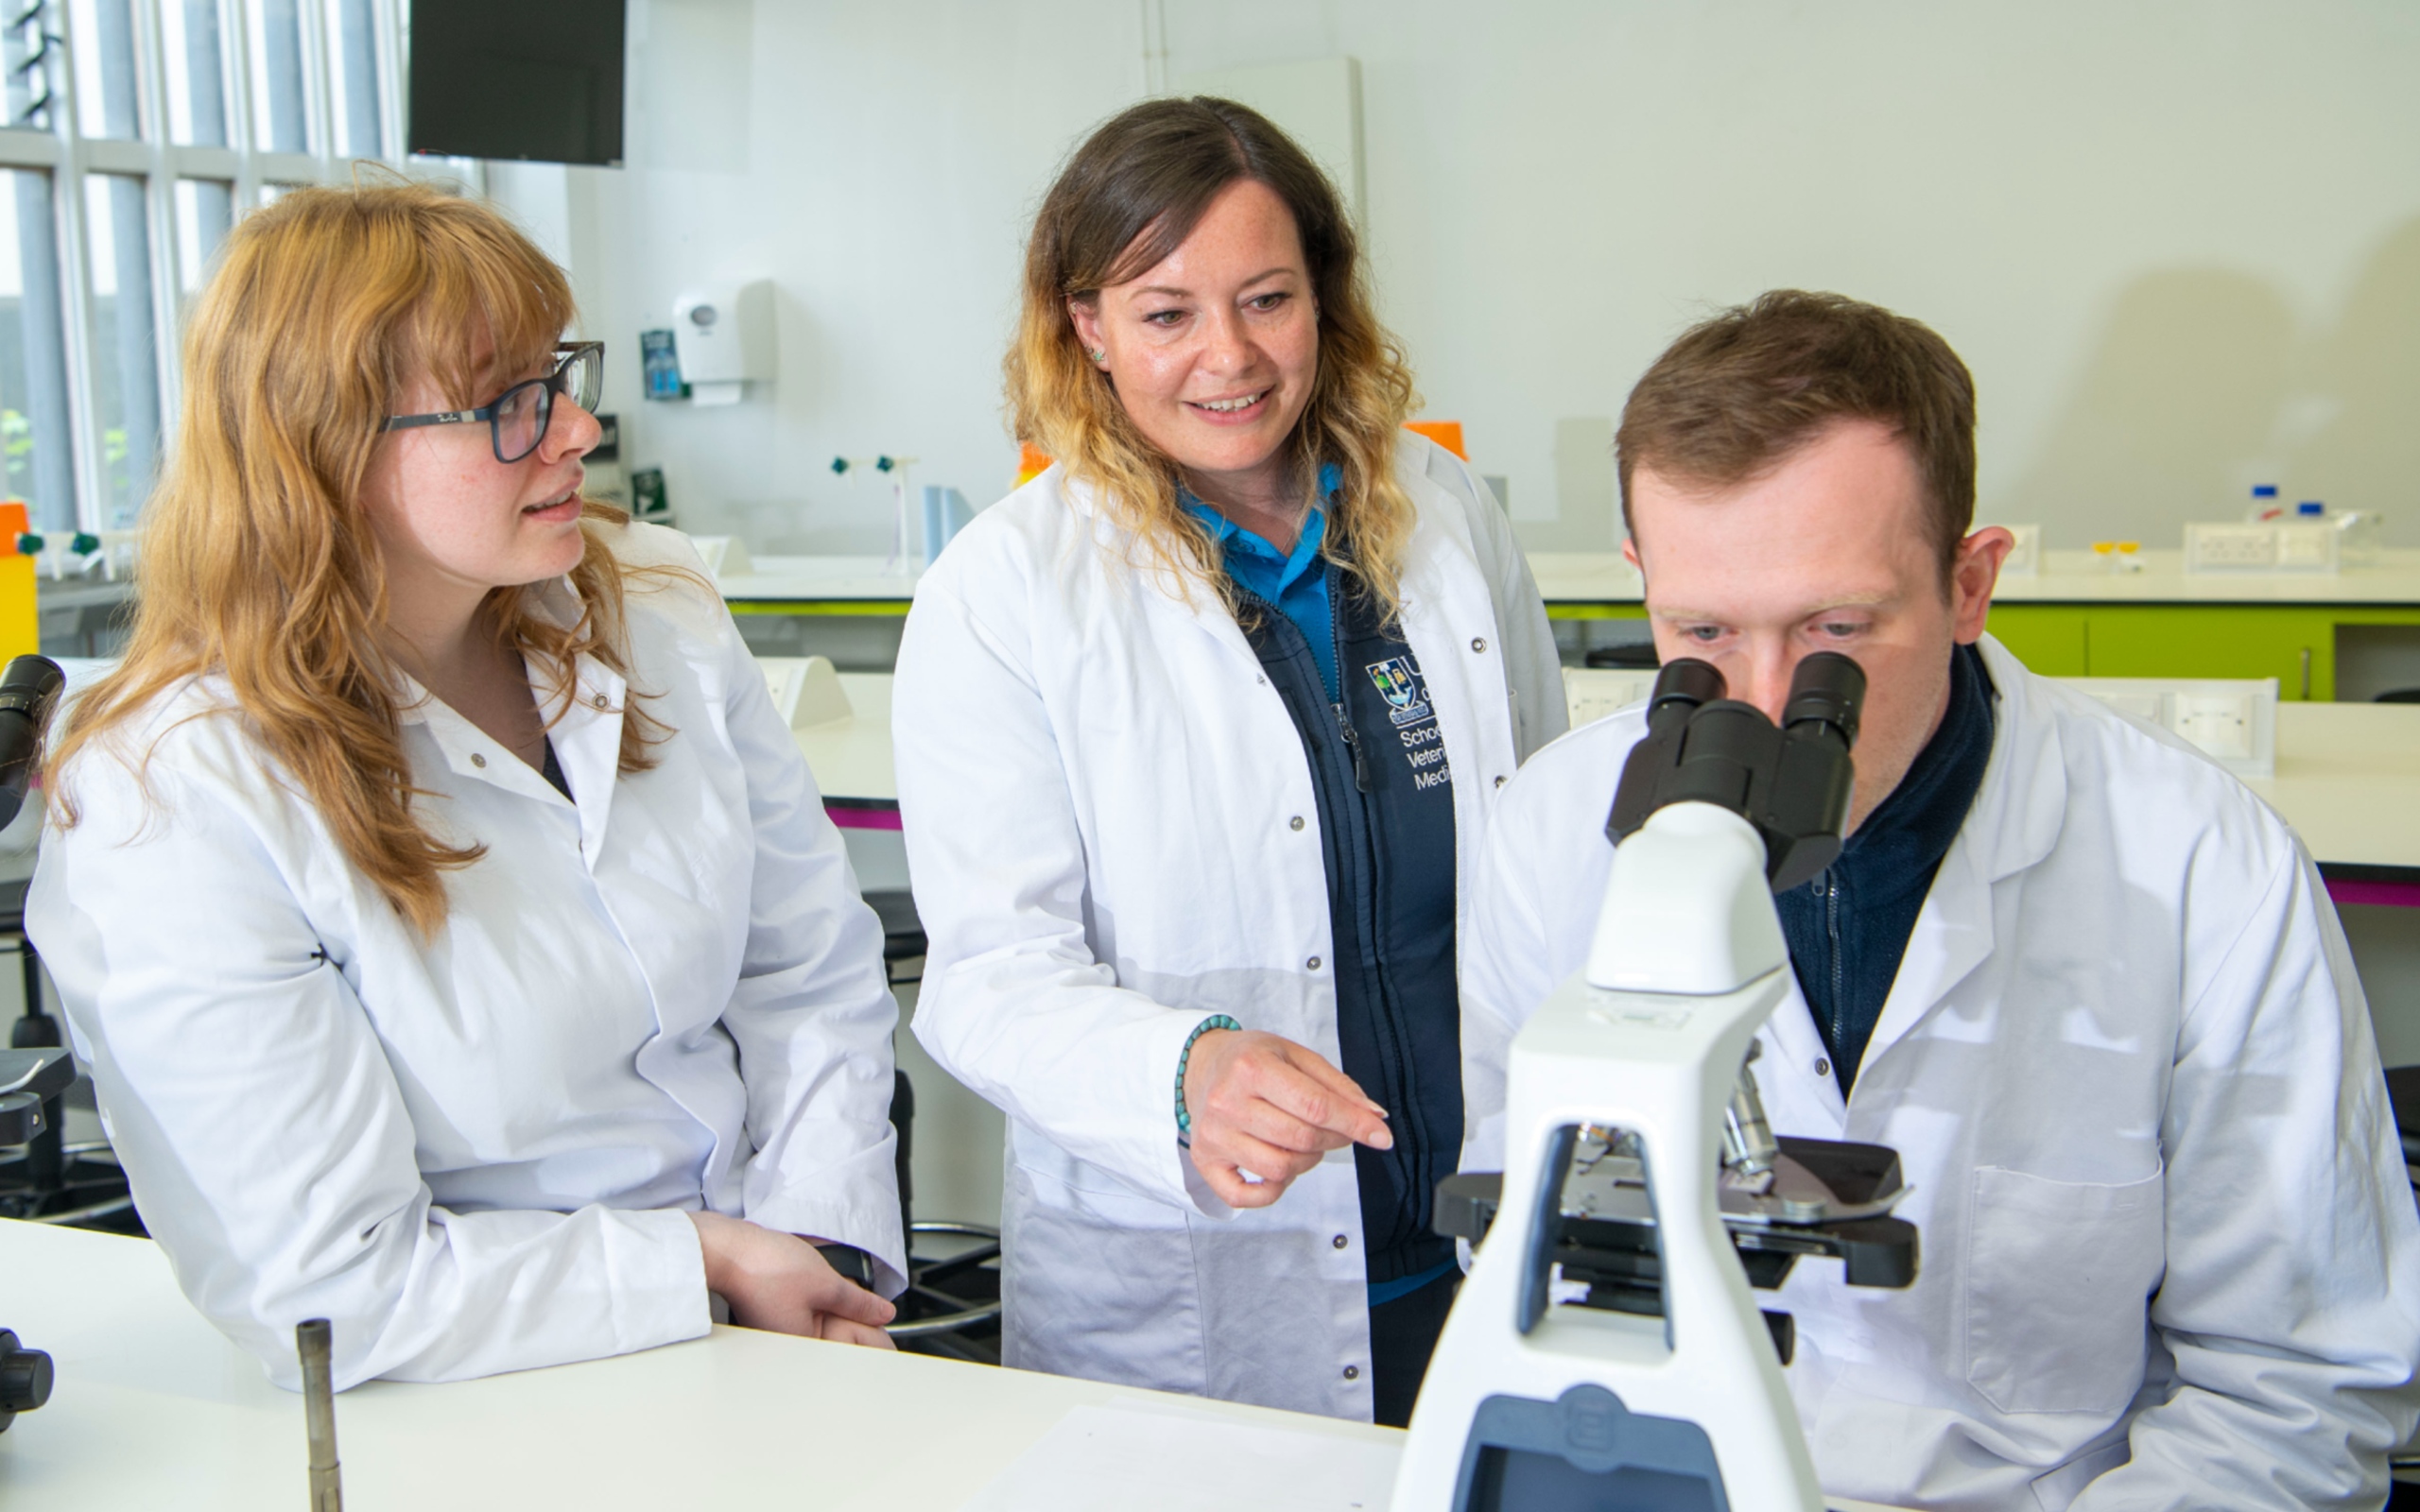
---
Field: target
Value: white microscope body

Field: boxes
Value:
[1394,654,1913,1512]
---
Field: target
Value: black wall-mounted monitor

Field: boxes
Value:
[407,0,626,166]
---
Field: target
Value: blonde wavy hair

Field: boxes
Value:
[47,179,666,936]
[1006,96,1421,616]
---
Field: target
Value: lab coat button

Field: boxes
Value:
[1814,1057,1831,1077]
[593,693,609,709]
[1306,956,1322,971]
[1470,637,1487,653]
[1289,816,1305,832]
[1494,775,1507,789]
[1342,1365,1360,1381]
[1332,1233,1349,1248]
[470,753,487,768]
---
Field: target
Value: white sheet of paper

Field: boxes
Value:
[959,1401,1402,1511]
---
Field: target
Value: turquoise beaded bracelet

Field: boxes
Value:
[1175,1015,1243,1146]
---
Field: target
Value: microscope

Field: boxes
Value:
[0,652,67,1435]
[1394,654,1919,1512]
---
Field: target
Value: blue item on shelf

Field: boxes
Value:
[922,486,973,565]
[640,330,685,401]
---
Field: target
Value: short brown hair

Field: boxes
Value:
[1616,290,1977,578]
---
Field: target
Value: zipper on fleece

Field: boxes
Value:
[1325,583,1371,794]
[1824,870,1846,1086]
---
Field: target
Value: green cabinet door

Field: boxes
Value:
[1982,605,2088,677]
[2077,607,2331,698]
[1985,603,2420,699]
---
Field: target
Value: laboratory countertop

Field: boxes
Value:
[800,673,901,812]
[711,549,2420,608]
[0,1220,1393,1511]
[791,677,2420,878]
[0,1220,1912,1512]
[1524,548,2420,607]
[2242,703,2420,875]
[718,554,922,603]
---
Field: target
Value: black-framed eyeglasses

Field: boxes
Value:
[382,342,604,464]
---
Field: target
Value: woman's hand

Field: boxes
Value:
[686,1211,898,1349]
[1182,1029,1392,1209]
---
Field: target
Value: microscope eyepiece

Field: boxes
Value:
[1781,651,1864,749]
[0,655,63,833]
[1645,658,1725,733]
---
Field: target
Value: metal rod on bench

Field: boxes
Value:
[297,1319,343,1511]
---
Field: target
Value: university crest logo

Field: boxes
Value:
[1366,656,1433,727]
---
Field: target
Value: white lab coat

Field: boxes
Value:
[28,522,905,1391]
[893,436,1564,1419]
[1462,635,2420,1509]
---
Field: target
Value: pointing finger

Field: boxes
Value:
[1264,1053,1392,1150]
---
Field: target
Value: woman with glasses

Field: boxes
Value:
[29,181,904,1390]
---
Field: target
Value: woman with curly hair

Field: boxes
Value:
[894,97,1563,1424]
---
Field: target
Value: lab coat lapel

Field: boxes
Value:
[1851,635,2068,1093]
[1389,475,1507,936]
[1763,976,1849,1133]
[544,653,626,866]
[519,572,627,863]
[1067,469,1270,680]
[1858,832,1996,1094]
[395,675,569,809]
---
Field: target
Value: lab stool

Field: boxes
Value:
[866,886,1004,1364]
[866,887,929,986]
[884,1069,1003,1364]
[0,877,135,1230]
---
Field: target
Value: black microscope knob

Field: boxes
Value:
[0,1329,55,1425]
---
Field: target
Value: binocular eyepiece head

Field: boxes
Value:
[1643,651,1865,750]
[1611,651,1868,892]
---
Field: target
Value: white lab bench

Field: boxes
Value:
[792,672,2420,884]
[0,1220,1915,1510]
[800,675,2420,1075]
[715,548,2420,704]
[717,554,923,608]
[0,1220,1391,1509]
[2241,703,2420,884]
[1523,548,2420,607]
[714,548,2420,610]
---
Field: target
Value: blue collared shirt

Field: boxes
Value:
[1183,463,1343,700]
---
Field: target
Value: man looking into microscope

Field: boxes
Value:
[1461,290,2419,1509]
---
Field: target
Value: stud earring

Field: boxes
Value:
[1088,347,1107,365]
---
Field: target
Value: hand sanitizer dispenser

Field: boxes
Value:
[669,281,777,405]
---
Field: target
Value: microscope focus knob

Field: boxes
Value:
[0,1329,55,1429]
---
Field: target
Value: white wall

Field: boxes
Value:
[495,0,2420,553]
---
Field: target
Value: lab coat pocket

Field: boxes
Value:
[1002,1151,1206,1396]
[1965,1164,2165,1416]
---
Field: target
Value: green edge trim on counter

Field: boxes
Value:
[726,601,914,616]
